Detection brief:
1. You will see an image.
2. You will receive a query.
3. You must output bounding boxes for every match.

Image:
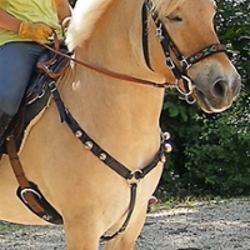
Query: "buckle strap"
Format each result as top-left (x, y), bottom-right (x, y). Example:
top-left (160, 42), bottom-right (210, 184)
top-left (101, 183), bottom-right (137, 241)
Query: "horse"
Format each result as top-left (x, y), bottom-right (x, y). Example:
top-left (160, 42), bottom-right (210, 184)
top-left (0, 0), bottom-right (241, 249)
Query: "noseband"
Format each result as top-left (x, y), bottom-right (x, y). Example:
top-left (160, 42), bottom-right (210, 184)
top-left (142, 0), bottom-right (227, 103)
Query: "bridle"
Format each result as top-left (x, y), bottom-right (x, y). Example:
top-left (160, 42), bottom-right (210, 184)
top-left (142, 0), bottom-right (227, 103)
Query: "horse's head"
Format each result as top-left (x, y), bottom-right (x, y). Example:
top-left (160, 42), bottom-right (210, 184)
top-left (150, 0), bottom-right (241, 113)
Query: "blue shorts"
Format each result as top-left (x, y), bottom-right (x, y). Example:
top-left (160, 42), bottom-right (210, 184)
top-left (0, 42), bottom-right (46, 115)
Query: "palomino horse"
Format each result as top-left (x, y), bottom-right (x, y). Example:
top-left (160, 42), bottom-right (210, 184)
top-left (0, 0), bottom-right (241, 249)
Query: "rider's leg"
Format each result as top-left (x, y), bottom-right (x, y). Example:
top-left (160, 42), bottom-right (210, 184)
top-left (0, 42), bottom-right (46, 142)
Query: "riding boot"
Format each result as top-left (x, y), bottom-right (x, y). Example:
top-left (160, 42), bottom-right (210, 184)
top-left (0, 110), bottom-right (13, 148)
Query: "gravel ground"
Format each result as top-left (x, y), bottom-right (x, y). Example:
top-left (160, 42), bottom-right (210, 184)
top-left (0, 198), bottom-right (250, 250)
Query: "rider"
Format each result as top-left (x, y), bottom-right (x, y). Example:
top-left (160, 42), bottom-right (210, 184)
top-left (0, 0), bottom-right (71, 148)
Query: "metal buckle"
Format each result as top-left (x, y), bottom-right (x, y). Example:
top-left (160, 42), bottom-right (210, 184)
top-left (166, 56), bottom-right (175, 70)
top-left (156, 23), bottom-right (163, 40)
top-left (179, 94), bottom-right (196, 105)
top-left (174, 76), bottom-right (196, 105)
top-left (181, 75), bottom-right (193, 95)
top-left (185, 94), bottom-right (196, 105)
top-left (26, 89), bottom-right (46, 105)
top-left (174, 80), bottom-right (190, 96)
top-left (48, 81), bottom-right (56, 92)
top-left (180, 58), bottom-right (192, 70)
top-left (20, 188), bottom-right (42, 204)
top-left (127, 169), bottom-right (143, 185)
top-left (38, 89), bottom-right (46, 99)
top-left (145, 0), bottom-right (155, 12)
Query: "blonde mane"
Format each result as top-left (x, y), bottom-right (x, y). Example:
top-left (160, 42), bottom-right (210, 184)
top-left (66, 0), bottom-right (187, 51)
top-left (66, 0), bottom-right (113, 51)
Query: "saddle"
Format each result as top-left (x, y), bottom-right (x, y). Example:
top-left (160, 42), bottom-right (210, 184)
top-left (0, 41), bottom-right (70, 154)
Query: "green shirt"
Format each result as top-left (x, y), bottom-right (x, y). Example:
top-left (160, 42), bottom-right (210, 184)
top-left (0, 0), bottom-right (62, 46)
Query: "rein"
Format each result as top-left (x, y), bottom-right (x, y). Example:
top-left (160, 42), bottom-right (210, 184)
top-left (43, 42), bottom-right (171, 89)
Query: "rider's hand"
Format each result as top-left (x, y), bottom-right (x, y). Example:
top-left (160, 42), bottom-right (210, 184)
top-left (18, 21), bottom-right (53, 44)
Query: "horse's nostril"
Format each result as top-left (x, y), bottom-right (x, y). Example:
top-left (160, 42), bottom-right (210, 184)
top-left (213, 80), bottom-right (225, 97)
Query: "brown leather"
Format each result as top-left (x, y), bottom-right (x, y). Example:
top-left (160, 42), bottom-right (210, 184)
top-left (37, 34), bottom-right (69, 79)
top-left (42, 36), bottom-right (172, 88)
top-left (6, 135), bottom-right (45, 214)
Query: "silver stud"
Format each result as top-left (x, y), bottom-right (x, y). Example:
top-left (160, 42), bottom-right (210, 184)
top-left (164, 143), bottom-right (172, 153)
top-left (99, 153), bottom-right (107, 161)
top-left (75, 130), bottom-right (83, 138)
top-left (160, 155), bottom-right (166, 163)
top-left (42, 214), bottom-right (52, 221)
top-left (163, 132), bottom-right (171, 140)
top-left (85, 141), bottom-right (93, 150)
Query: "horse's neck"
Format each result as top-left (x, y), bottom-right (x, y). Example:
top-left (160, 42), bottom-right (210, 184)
top-left (57, 0), bottom-right (172, 163)
top-left (73, 0), bottom-right (172, 83)
top-left (58, 65), bottom-right (164, 167)
top-left (62, 68), bottom-right (164, 139)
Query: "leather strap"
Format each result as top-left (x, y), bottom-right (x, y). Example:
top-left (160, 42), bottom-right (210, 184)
top-left (6, 135), bottom-right (63, 224)
top-left (48, 81), bottom-right (169, 239)
top-left (42, 40), bottom-right (172, 88)
top-left (6, 136), bottom-right (44, 213)
top-left (101, 183), bottom-right (137, 241)
top-left (37, 35), bottom-right (69, 80)
top-left (142, 3), bottom-right (153, 71)
top-left (48, 81), bottom-right (166, 182)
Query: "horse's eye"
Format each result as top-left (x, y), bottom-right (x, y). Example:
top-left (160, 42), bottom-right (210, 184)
top-left (166, 16), bottom-right (183, 22)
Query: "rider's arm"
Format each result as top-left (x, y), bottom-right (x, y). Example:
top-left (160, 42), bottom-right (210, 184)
top-left (54, 0), bottom-right (72, 24)
top-left (0, 7), bottom-right (52, 44)
top-left (0, 8), bottom-right (21, 33)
